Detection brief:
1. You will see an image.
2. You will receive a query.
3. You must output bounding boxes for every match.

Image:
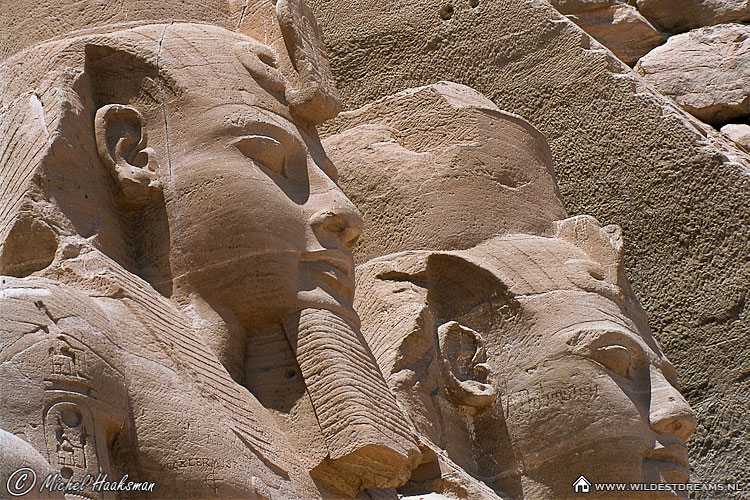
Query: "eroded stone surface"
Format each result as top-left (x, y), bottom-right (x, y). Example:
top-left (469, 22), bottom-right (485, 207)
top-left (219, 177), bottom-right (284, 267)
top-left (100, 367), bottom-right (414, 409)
top-left (321, 82), bottom-right (567, 263)
top-left (565, 3), bottom-right (666, 65)
top-left (635, 0), bottom-right (750, 33)
top-left (636, 23), bottom-right (750, 124)
top-left (548, 0), bottom-right (666, 66)
top-left (0, 429), bottom-right (63, 499)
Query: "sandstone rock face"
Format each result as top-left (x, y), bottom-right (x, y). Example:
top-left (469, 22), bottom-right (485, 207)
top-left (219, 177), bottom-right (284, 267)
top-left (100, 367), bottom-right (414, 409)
top-left (635, 0), bottom-right (750, 33)
top-left (721, 123), bottom-right (750, 150)
top-left (307, 0), bottom-right (750, 493)
top-left (321, 82), bottom-right (567, 263)
top-left (548, 0), bottom-right (614, 13)
top-left (636, 23), bottom-right (750, 124)
top-left (0, 0), bottom-right (241, 60)
top-left (557, 2), bottom-right (666, 65)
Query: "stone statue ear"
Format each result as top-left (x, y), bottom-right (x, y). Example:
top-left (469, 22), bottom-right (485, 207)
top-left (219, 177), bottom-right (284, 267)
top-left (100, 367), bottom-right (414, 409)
top-left (95, 104), bottom-right (162, 209)
top-left (437, 321), bottom-right (497, 411)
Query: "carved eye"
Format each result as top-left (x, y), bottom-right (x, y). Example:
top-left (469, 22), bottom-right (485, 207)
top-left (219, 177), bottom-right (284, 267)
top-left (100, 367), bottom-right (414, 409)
top-left (591, 344), bottom-right (632, 378)
top-left (234, 135), bottom-right (287, 177)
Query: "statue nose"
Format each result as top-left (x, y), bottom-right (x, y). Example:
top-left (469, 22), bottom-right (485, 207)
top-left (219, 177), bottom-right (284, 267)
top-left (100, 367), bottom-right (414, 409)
top-left (649, 368), bottom-right (697, 442)
top-left (309, 203), bottom-right (362, 251)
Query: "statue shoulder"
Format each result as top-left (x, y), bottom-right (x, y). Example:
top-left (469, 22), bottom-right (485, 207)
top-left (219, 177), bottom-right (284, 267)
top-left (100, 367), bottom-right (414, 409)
top-left (1, 275), bottom-right (129, 377)
top-left (1, 275), bottom-right (129, 480)
top-left (0, 428), bottom-right (65, 499)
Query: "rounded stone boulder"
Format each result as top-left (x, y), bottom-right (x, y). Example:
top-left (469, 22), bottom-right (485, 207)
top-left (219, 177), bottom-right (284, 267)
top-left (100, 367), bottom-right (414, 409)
top-left (721, 123), bottom-right (750, 150)
top-left (635, 0), bottom-right (750, 33)
top-left (564, 2), bottom-right (666, 65)
top-left (636, 23), bottom-right (750, 124)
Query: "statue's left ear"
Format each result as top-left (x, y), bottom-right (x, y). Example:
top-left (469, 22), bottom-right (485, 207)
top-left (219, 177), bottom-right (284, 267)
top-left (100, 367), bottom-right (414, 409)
top-left (95, 104), bottom-right (162, 209)
top-left (437, 321), bottom-right (497, 411)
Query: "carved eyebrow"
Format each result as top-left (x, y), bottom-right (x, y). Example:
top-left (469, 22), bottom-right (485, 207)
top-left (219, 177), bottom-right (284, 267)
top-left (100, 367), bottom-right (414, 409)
top-left (570, 326), bottom-right (648, 361)
top-left (223, 116), bottom-right (297, 141)
top-left (216, 104), bottom-right (298, 137)
top-left (217, 106), bottom-right (339, 181)
top-left (224, 118), bottom-right (306, 158)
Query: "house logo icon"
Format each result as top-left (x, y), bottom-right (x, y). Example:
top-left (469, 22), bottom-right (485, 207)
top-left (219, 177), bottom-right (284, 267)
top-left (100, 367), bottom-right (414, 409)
top-left (573, 475), bottom-right (591, 493)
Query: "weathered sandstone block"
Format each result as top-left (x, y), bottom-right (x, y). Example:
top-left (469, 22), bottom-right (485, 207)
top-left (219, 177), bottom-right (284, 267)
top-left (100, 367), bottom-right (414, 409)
top-left (635, 0), bottom-right (750, 33)
top-left (321, 82), bottom-right (567, 262)
top-left (721, 123), bottom-right (750, 150)
top-left (636, 23), bottom-right (750, 125)
top-left (549, 0), bottom-right (666, 65)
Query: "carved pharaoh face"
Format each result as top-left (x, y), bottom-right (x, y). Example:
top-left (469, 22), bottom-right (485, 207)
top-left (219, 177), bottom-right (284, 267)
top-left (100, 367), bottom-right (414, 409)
top-left (161, 78), bottom-right (362, 327)
top-left (464, 220), bottom-right (697, 498)
top-left (355, 217), bottom-right (696, 499)
top-left (89, 25), bottom-right (363, 328)
top-left (0, 23), bottom-right (412, 497)
top-left (491, 290), bottom-right (696, 497)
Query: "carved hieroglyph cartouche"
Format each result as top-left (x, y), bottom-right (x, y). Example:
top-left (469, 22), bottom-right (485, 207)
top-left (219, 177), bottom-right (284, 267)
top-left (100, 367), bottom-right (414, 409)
top-left (0, 8), bottom-right (419, 499)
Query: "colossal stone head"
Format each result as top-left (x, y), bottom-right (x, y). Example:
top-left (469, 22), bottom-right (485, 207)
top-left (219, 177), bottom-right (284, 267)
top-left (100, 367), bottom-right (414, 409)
top-left (357, 217), bottom-right (697, 499)
top-left (321, 82), bottom-right (568, 263)
top-left (326, 83), bottom-right (697, 499)
top-left (0, 8), bottom-right (419, 497)
top-left (0, 19), bottom-right (358, 331)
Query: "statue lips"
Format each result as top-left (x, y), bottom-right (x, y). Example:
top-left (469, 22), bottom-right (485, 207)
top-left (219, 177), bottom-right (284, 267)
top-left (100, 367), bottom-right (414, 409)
top-left (299, 249), bottom-right (355, 303)
top-left (645, 444), bottom-right (690, 483)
